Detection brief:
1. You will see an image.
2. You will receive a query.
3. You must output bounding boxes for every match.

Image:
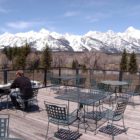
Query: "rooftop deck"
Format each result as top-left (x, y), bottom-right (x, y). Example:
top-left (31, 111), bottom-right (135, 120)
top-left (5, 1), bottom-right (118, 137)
top-left (1, 87), bottom-right (140, 140)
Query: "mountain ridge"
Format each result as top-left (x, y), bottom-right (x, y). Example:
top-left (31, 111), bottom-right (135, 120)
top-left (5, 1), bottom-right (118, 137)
top-left (0, 26), bottom-right (140, 53)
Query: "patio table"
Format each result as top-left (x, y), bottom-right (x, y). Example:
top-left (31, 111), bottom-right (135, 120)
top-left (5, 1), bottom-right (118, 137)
top-left (52, 76), bottom-right (77, 92)
top-left (0, 83), bottom-right (11, 90)
top-left (53, 76), bottom-right (76, 82)
top-left (100, 80), bottom-right (129, 101)
top-left (101, 80), bottom-right (128, 87)
top-left (101, 80), bottom-right (128, 92)
top-left (56, 91), bottom-right (106, 105)
top-left (55, 90), bottom-right (107, 131)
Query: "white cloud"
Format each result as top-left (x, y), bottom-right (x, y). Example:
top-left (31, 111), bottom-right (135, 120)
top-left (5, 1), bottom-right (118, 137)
top-left (7, 21), bottom-right (33, 29)
top-left (86, 16), bottom-right (99, 22)
top-left (64, 11), bottom-right (79, 17)
top-left (69, 0), bottom-right (111, 8)
top-left (6, 21), bottom-right (43, 30)
top-left (0, 7), bottom-right (9, 13)
top-left (0, 19), bottom-right (57, 34)
top-left (86, 12), bottom-right (111, 23)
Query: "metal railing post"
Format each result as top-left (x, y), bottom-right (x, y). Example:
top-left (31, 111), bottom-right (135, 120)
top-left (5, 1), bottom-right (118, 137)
top-left (119, 70), bottom-right (123, 92)
top-left (3, 69), bottom-right (7, 84)
top-left (76, 66), bottom-right (79, 86)
top-left (44, 69), bottom-right (47, 87)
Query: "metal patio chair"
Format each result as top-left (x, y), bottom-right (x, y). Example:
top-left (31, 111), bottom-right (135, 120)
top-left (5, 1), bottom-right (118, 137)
top-left (104, 97), bottom-right (128, 128)
top-left (0, 114), bottom-right (24, 140)
top-left (125, 84), bottom-right (140, 105)
top-left (0, 89), bottom-right (11, 110)
top-left (99, 97), bottom-right (129, 140)
top-left (47, 77), bottom-right (62, 94)
top-left (76, 77), bottom-right (86, 89)
top-left (121, 80), bottom-right (132, 92)
top-left (96, 82), bottom-right (115, 106)
top-left (44, 101), bottom-right (78, 140)
top-left (0, 114), bottom-right (10, 138)
top-left (16, 88), bottom-right (39, 111)
top-left (90, 79), bottom-right (97, 88)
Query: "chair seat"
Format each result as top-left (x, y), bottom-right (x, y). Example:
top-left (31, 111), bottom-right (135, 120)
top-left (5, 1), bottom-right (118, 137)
top-left (103, 109), bottom-right (122, 121)
top-left (49, 113), bottom-right (77, 125)
top-left (84, 111), bottom-right (104, 121)
top-left (99, 125), bottom-right (127, 136)
top-left (54, 128), bottom-right (82, 140)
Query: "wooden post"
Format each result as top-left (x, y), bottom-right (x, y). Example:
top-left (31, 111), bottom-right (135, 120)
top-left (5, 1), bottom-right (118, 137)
top-left (44, 69), bottom-right (47, 87)
top-left (119, 70), bottom-right (123, 81)
top-left (3, 69), bottom-right (7, 84)
top-left (76, 66), bottom-right (79, 86)
top-left (119, 70), bottom-right (123, 92)
top-left (58, 67), bottom-right (61, 84)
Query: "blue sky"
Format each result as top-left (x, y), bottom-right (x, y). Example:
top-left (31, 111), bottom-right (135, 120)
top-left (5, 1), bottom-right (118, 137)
top-left (0, 0), bottom-right (140, 35)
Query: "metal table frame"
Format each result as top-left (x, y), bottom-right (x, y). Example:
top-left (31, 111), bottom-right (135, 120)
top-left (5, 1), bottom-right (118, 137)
top-left (55, 90), bottom-right (107, 132)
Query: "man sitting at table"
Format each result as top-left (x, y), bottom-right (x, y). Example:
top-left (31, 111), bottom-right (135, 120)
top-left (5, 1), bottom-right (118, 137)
top-left (10, 70), bottom-right (33, 110)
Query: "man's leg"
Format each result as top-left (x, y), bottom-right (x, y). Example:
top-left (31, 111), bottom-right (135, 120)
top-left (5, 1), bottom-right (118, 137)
top-left (10, 91), bottom-right (20, 108)
top-left (23, 96), bottom-right (29, 110)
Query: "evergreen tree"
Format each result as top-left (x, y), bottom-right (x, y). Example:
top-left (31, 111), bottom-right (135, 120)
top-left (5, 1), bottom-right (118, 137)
top-left (128, 51), bottom-right (138, 74)
top-left (72, 59), bottom-right (78, 69)
top-left (12, 46), bottom-right (18, 56)
top-left (82, 64), bottom-right (87, 73)
top-left (14, 53), bottom-right (26, 69)
top-left (6, 47), bottom-right (13, 61)
top-left (120, 49), bottom-right (128, 71)
top-left (41, 45), bottom-right (52, 86)
top-left (2, 47), bottom-right (8, 56)
top-left (21, 43), bottom-right (31, 57)
top-left (41, 45), bottom-right (52, 69)
top-left (26, 53), bottom-right (40, 69)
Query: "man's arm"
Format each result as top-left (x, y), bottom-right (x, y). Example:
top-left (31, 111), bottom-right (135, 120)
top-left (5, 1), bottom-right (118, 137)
top-left (10, 79), bottom-right (19, 89)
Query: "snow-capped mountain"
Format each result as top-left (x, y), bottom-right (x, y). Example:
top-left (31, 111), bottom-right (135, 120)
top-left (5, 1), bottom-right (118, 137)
top-left (0, 26), bottom-right (140, 53)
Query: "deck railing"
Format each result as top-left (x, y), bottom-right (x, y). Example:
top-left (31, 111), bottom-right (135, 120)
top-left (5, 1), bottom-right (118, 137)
top-left (0, 67), bottom-right (140, 89)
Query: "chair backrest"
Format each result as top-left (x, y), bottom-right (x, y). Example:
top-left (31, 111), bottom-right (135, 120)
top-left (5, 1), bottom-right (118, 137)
top-left (97, 83), bottom-right (103, 89)
top-left (97, 83), bottom-right (107, 91)
top-left (113, 98), bottom-right (128, 120)
top-left (44, 101), bottom-right (67, 121)
top-left (124, 80), bottom-right (132, 86)
top-left (79, 77), bottom-right (86, 85)
top-left (134, 85), bottom-right (140, 93)
top-left (90, 79), bottom-right (97, 88)
top-left (50, 77), bottom-right (60, 85)
top-left (46, 72), bottom-right (53, 80)
top-left (0, 114), bottom-right (9, 138)
top-left (76, 77), bottom-right (86, 87)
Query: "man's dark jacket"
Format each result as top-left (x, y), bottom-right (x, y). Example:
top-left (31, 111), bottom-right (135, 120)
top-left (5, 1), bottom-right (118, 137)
top-left (11, 76), bottom-right (33, 98)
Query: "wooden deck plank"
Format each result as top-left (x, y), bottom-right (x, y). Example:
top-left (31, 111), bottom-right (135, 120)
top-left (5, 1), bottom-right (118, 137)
top-left (0, 87), bottom-right (140, 140)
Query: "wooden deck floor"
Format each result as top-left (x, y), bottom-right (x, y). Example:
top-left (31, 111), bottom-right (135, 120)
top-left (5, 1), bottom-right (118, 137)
top-left (1, 87), bottom-right (140, 140)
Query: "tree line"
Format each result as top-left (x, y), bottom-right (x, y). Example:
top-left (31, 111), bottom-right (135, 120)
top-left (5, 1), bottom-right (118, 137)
top-left (120, 49), bottom-right (138, 74)
top-left (0, 45), bottom-right (138, 74)
top-left (1, 44), bottom-right (52, 70)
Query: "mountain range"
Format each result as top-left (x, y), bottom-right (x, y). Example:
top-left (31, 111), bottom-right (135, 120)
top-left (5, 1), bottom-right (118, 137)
top-left (0, 26), bottom-right (140, 53)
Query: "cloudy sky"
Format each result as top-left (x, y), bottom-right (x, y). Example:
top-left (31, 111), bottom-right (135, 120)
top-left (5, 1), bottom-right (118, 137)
top-left (0, 0), bottom-right (140, 35)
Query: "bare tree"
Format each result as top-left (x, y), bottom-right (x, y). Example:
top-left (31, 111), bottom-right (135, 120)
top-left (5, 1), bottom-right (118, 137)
top-left (81, 52), bottom-right (102, 69)
top-left (26, 53), bottom-right (40, 69)
top-left (52, 52), bottom-right (68, 67)
top-left (0, 53), bottom-right (9, 68)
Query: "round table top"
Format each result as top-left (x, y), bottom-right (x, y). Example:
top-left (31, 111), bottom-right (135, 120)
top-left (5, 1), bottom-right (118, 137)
top-left (101, 80), bottom-right (128, 86)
